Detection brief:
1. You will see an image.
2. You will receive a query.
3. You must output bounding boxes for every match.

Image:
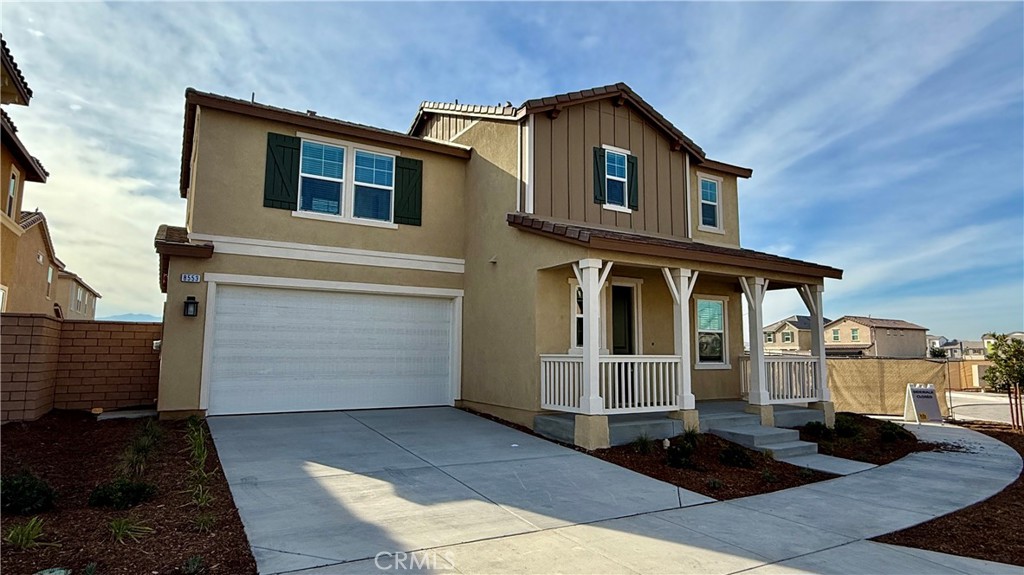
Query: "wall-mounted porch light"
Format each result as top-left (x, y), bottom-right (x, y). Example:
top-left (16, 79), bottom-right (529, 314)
top-left (183, 296), bottom-right (199, 317)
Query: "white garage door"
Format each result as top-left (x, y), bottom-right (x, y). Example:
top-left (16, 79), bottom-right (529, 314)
top-left (208, 285), bottom-right (453, 415)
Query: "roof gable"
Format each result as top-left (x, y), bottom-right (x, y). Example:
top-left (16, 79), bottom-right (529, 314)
top-left (18, 211), bottom-right (62, 268)
top-left (825, 315), bottom-right (927, 331)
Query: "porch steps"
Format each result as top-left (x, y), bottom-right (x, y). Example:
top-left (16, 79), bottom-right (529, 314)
top-left (705, 423), bottom-right (819, 458)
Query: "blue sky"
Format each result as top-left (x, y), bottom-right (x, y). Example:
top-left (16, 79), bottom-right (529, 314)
top-left (3, 2), bottom-right (1022, 338)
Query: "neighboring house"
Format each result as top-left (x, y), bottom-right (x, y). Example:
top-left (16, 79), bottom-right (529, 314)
top-left (824, 316), bottom-right (927, 358)
top-left (155, 82), bottom-right (842, 448)
top-left (961, 340), bottom-right (988, 360)
top-left (1, 36), bottom-right (48, 311)
top-left (982, 331), bottom-right (1024, 356)
top-left (0, 37), bottom-right (100, 318)
top-left (763, 315), bottom-right (832, 355)
top-left (926, 335), bottom-right (948, 350)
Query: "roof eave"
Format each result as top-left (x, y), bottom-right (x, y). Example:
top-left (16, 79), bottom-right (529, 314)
top-left (1, 116), bottom-right (47, 182)
top-left (1, 37), bottom-right (33, 105)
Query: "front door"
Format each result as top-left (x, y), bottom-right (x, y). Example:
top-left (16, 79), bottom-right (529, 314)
top-left (612, 285), bottom-right (635, 355)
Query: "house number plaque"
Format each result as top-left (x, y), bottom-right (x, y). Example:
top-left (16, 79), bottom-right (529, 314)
top-left (180, 273), bottom-right (202, 283)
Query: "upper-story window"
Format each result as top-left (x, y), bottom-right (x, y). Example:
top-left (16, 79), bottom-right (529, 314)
top-left (76, 286), bottom-right (84, 312)
top-left (782, 331), bottom-right (794, 343)
top-left (46, 266), bottom-right (54, 298)
top-left (698, 174), bottom-right (722, 231)
top-left (764, 332), bottom-right (774, 343)
top-left (832, 328), bottom-right (841, 341)
top-left (851, 328), bottom-right (860, 342)
top-left (605, 150), bottom-right (628, 208)
top-left (353, 151), bottom-right (395, 222)
top-left (7, 169), bottom-right (18, 218)
top-left (299, 141), bottom-right (345, 215)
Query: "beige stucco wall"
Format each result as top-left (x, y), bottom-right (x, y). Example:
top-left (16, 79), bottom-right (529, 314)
top-left (764, 324), bottom-right (813, 353)
top-left (187, 107), bottom-right (467, 260)
top-left (157, 250), bottom-right (465, 413)
top-left (826, 318), bottom-right (874, 347)
top-left (54, 277), bottom-right (97, 320)
top-left (2, 144), bottom-right (29, 293)
top-left (6, 224), bottom-right (59, 315)
top-left (690, 167), bottom-right (741, 246)
top-left (873, 329), bottom-right (928, 358)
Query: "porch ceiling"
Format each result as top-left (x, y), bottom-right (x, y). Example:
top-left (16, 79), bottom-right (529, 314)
top-left (507, 214), bottom-right (843, 280)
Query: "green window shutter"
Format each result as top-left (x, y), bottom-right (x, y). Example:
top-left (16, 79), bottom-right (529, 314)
top-left (263, 133), bottom-right (300, 210)
top-left (593, 147), bottom-right (606, 204)
top-left (627, 154), bottom-right (639, 210)
top-left (394, 156), bottom-right (423, 226)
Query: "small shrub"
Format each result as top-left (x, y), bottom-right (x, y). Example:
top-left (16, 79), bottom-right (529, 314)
top-left (719, 444), bottom-right (755, 469)
top-left (118, 447), bottom-right (150, 478)
top-left (188, 465), bottom-right (215, 487)
top-left (1, 471), bottom-right (57, 515)
top-left (803, 421), bottom-right (833, 440)
top-left (3, 516), bottom-right (57, 550)
top-left (109, 517), bottom-right (153, 544)
top-left (679, 427), bottom-right (701, 450)
top-left (191, 484), bottom-right (214, 508)
top-left (834, 415), bottom-right (861, 439)
top-left (88, 479), bottom-right (157, 510)
top-left (760, 469), bottom-right (779, 484)
top-left (140, 418), bottom-right (164, 441)
top-left (192, 512), bottom-right (216, 533)
top-left (798, 467), bottom-right (815, 479)
top-left (666, 442), bottom-right (695, 468)
top-left (630, 433), bottom-right (656, 455)
top-left (761, 449), bottom-right (776, 461)
top-left (879, 420), bottom-right (914, 443)
top-left (181, 555), bottom-right (207, 575)
top-left (83, 563), bottom-right (98, 575)
top-left (705, 478), bottom-right (723, 490)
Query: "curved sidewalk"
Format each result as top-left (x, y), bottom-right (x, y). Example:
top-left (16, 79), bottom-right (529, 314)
top-left (307, 421), bottom-right (1021, 574)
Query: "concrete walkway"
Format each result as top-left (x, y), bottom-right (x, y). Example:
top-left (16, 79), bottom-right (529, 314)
top-left (210, 410), bottom-right (1022, 575)
top-left (949, 390), bottom-right (1014, 424)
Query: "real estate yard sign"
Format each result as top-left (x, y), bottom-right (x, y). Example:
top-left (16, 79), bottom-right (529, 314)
top-left (904, 384), bottom-right (942, 424)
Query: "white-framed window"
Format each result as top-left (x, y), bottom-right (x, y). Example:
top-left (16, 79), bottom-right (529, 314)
top-left (782, 331), bottom-right (794, 344)
top-left (76, 286), bottom-right (84, 312)
top-left (697, 173), bottom-right (722, 232)
top-left (604, 148), bottom-right (628, 209)
top-left (765, 332), bottom-right (775, 343)
top-left (353, 150), bottom-right (395, 222)
top-left (6, 167), bottom-right (18, 218)
top-left (851, 328), bottom-right (860, 342)
top-left (296, 135), bottom-right (400, 227)
top-left (571, 284), bottom-right (584, 349)
top-left (299, 140), bottom-right (345, 215)
top-left (832, 328), bottom-right (841, 342)
top-left (46, 266), bottom-right (53, 299)
top-left (0, 285), bottom-right (7, 312)
top-left (695, 296), bottom-right (728, 367)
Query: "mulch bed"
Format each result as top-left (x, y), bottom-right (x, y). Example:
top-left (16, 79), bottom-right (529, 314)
top-left (592, 434), bottom-right (836, 500)
top-left (1, 411), bottom-right (256, 575)
top-left (795, 412), bottom-right (942, 465)
top-left (873, 421), bottom-right (1024, 567)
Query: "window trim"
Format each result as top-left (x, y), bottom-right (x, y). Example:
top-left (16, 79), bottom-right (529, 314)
top-left (352, 149), bottom-right (396, 224)
top-left (6, 166), bottom-right (19, 218)
top-left (851, 328), bottom-right (860, 342)
top-left (293, 133), bottom-right (402, 229)
top-left (46, 265), bottom-right (53, 299)
top-left (694, 294), bottom-right (730, 369)
top-left (765, 332), bottom-right (775, 344)
top-left (782, 331), bottom-right (794, 344)
top-left (696, 172), bottom-right (724, 234)
top-left (0, 284), bottom-right (7, 312)
top-left (832, 328), bottom-right (841, 342)
top-left (602, 145), bottom-right (630, 212)
top-left (567, 278), bottom-right (608, 355)
top-left (298, 139), bottom-right (345, 217)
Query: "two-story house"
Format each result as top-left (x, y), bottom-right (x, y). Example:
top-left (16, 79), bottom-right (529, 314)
top-left (824, 316), bottom-right (927, 358)
top-left (763, 315), bottom-right (833, 355)
top-left (1, 35), bottom-right (99, 316)
top-left (155, 83), bottom-right (842, 448)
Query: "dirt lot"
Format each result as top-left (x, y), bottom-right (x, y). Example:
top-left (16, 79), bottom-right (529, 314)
top-left (1, 411), bottom-right (256, 574)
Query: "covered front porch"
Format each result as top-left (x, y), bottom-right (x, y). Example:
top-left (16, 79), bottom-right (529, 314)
top-left (537, 256), bottom-right (835, 449)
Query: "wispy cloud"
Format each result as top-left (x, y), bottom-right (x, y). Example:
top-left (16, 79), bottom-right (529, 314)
top-left (3, 2), bottom-right (1021, 337)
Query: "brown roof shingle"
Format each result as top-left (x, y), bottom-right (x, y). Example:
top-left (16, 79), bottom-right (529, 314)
top-left (154, 225), bottom-right (213, 293)
top-left (827, 316), bottom-right (927, 331)
top-left (2, 109), bottom-right (48, 182)
top-left (507, 213), bottom-right (843, 280)
top-left (1, 35), bottom-right (32, 104)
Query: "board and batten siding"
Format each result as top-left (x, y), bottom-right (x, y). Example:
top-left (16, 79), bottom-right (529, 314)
top-left (420, 114), bottom-right (476, 142)
top-left (529, 100), bottom-right (689, 238)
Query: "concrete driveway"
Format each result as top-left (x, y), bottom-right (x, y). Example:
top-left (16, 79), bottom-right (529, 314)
top-left (949, 391), bottom-right (1013, 424)
top-left (209, 407), bottom-right (712, 574)
top-left (210, 409), bottom-right (1020, 575)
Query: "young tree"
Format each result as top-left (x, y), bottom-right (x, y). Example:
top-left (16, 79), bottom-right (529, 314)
top-left (929, 347), bottom-right (947, 359)
top-left (983, 334), bottom-right (1024, 393)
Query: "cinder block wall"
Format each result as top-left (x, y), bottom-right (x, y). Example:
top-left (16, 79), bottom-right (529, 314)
top-left (1, 315), bottom-right (62, 422)
top-left (55, 321), bottom-right (162, 411)
top-left (1, 313), bottom-right (162, 423)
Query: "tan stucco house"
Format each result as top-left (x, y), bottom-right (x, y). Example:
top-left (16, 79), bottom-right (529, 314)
top-left (824, 315), bottom-right (927, 358)
top-left (1, 36), bottom-right (100, 317)
top-left (155, 83), bottom-right (842, 448)
top-left (763, 315), bottom-right (832, 355)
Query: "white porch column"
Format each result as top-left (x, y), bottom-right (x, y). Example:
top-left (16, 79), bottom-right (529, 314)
top-left (799, 284), bottom-right (830, 402)
top-left (663, 268), bottom-right (698, 409)
top-left (740, 277), bottom-right (769, 406)
top-left (579, 258), bottom-right (605, 414)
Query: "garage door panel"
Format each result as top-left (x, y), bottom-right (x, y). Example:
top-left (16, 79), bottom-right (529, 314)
top-left (208, 285), bottom-right (453, 415)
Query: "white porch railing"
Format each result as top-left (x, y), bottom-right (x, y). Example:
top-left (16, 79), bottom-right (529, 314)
top-left (740, 355), bottom-right (821, 404)
top-left (540, 354), bottom-right (681, 414)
